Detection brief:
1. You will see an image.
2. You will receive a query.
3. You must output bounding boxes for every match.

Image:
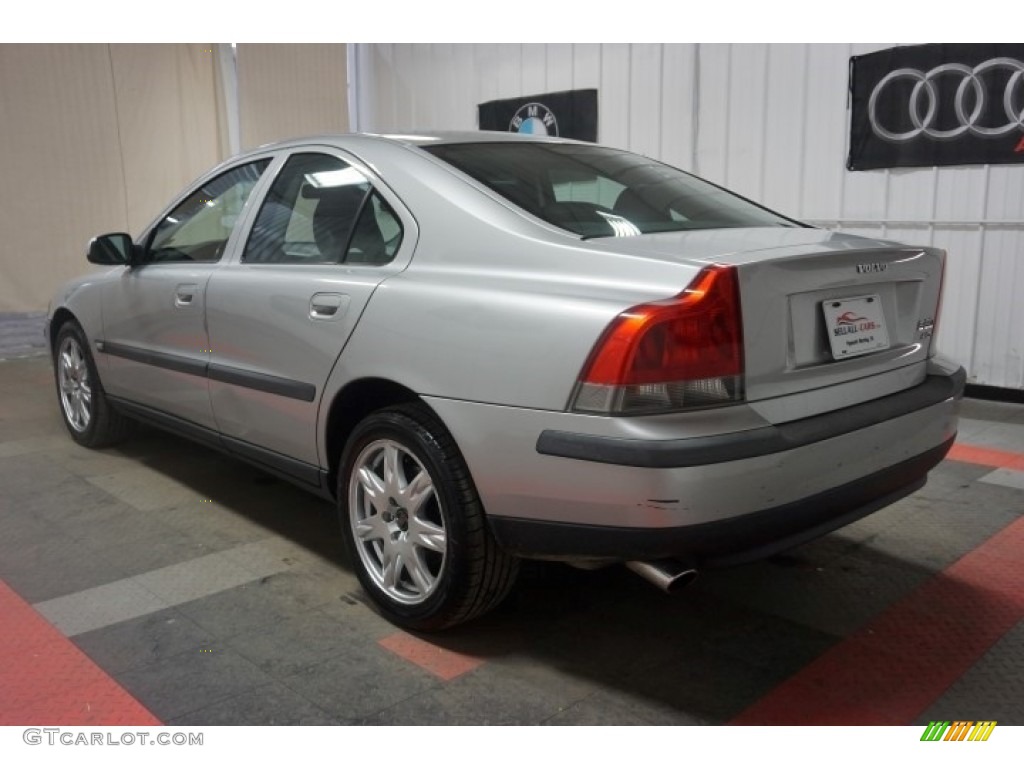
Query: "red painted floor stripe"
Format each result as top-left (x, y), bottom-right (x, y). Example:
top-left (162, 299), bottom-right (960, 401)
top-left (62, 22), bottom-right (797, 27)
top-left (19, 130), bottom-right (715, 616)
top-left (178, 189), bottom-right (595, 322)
top-left (379, 632), bottom-right (484, 681)
top-left (0, 580), bottom-right (160, 725)
top-left (948, 442), bottom-right (1024, 471)
top-left (730, 515), bottom-right (1024, 725)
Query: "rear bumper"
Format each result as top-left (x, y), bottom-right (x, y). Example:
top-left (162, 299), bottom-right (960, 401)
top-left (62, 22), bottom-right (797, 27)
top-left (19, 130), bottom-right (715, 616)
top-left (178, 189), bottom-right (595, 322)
top-left (490, 435), bottom-right (953, 566)
top-left (425, 361), bottom-right (964, 563)
top-left (536, 366), bottom-right (965, 468)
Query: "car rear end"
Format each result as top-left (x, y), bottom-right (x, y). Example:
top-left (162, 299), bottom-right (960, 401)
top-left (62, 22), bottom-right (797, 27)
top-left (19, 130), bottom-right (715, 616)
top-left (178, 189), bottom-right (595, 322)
top-left (481, 233), bottom-right (961, 567)
top-left (403, 137), bottom-right (964, 571)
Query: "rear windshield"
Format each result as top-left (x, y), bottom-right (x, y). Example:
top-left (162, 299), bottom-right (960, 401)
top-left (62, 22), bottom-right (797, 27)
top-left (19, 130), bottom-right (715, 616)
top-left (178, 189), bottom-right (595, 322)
top-left (425, 142), bottom-right (800, 238)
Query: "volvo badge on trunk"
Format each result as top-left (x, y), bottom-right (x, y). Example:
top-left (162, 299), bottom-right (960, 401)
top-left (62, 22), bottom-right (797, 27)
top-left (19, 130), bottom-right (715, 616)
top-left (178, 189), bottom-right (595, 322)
top-left (856, 263), bottom-right (888, 274)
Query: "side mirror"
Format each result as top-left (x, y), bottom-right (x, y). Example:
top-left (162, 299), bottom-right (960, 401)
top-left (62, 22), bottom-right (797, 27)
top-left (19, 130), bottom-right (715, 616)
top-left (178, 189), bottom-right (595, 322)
top-left (88, 233), bottom-right (135, 265)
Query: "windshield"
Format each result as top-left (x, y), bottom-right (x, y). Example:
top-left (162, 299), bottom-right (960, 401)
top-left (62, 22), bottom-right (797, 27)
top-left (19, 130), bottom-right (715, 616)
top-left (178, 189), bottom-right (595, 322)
top-left (425, 142), bottom-right (801, 238)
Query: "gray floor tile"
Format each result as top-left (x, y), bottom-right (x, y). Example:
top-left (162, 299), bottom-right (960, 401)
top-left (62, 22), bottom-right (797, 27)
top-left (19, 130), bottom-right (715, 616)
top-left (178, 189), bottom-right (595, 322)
top-left (701, 548), bottom-right (930, 637)
top-left (157, 502), bottom-right (275, 551)
top-left (918, 620), bottom-right (1024, 725)
top-left (960, 421), bottom-right (1024, 451)
top-left (979, 468), bottom-right (1024, 491)
top-left (549, 689), bottom-right (708, 726)
top-left (176, 572), bottom-right (322, 639)
top-left (0, 435), bottom-right (69, 459)
top-left (855, 501), bottom-right (1019, 573)
top-left (0, 533), bottom-right (131, 603)
top-left (227, 609), bottom-right (360, 678)
top-left (361, 660), bottom-right (592, 726)
top-left (960, 399), bottom-right (1024, 425)
top-left (0, 510), bottom-right (63, 553)
top-left (542, 693), bottom-right (655, 725)
top-left (72, 608), bottom-right (216, 674)
top-left (132, 547), bottom-right (286, 607)
top-left (602, 650), bottom-right (776, 725)
top-left (85, 467), bottom-right (217, 513)
top-left (280, 642), bottom-right (439, 721)
top-left (86, 520), bottom-right (222, 577)
top-left (168, 682), bottom-right (343, 726)
top-left (220, 538), bottom-right (312, 576)
top-left (271, 559), bottom-right (361, 609)
top-left (34, 578), bottom-right (168, 636)
top-left (693, 609), bottom-right (838, 677)
top-left (316, 591), bottom-right (407, 641)
top-left (116, 647), bottom-right (273, 721)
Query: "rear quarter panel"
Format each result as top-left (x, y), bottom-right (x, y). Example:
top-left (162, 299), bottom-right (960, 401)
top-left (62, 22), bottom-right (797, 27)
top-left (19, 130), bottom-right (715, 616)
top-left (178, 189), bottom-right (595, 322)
top-left (315, 140), bottom-right (704, 460)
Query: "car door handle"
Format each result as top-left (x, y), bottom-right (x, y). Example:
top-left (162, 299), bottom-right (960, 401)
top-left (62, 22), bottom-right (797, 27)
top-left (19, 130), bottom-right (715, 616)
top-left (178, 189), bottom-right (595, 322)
top-left (175, 283), bottom-right (199, 308)
top-left (309, 293), bottom-right (349, 321)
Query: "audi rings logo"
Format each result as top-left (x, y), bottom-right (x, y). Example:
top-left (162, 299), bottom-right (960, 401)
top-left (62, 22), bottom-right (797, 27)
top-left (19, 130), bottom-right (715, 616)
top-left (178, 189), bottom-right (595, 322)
top-left (868, 57), bottom-right (1024, 142)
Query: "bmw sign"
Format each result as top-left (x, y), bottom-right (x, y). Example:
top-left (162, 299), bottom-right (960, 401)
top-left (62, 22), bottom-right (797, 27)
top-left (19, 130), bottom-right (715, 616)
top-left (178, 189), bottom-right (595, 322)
top-left (510, 102), bottom-right (558, 136)
top-left (478, 89), bottom-right (598, 142)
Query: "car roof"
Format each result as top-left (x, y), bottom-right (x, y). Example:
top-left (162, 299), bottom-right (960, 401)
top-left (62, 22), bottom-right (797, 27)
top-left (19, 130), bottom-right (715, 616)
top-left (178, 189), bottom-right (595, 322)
top-left (240, 130), bottom-right (590, 157)
top-left (368, 130), bottom-right (590, 147)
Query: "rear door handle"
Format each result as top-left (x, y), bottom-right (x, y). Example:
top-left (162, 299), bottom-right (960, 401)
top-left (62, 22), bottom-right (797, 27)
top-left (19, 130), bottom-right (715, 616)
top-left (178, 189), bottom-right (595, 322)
top-left (310, 292), bottom-right (349, 321)
top-left (175, 283), bottom-right (198, 308)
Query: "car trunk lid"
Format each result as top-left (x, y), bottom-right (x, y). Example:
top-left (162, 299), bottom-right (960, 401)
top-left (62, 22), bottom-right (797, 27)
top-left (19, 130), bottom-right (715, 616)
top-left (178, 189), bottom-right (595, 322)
top-left (584, 227), bottom-right (945, 421)
top-left (732, 242), bottom-right (942, 407)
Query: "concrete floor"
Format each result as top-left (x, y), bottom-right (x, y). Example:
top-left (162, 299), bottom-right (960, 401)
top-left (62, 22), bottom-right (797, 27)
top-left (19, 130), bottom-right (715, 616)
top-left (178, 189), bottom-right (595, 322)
top-left (1, 353), bottom-right (1022, 726)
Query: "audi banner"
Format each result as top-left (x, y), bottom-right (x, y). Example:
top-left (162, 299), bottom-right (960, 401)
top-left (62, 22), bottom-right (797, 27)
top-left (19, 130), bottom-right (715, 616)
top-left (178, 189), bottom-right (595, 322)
top-left (848, 43), bottom-right (1024, 171)
top-left (478, 89), bottom-right (598, 142)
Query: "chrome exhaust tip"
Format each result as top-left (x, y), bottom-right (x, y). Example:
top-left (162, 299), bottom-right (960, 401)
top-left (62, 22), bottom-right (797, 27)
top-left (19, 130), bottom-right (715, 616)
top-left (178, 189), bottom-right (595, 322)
top-left (626, 560), bottom-right (698, 594)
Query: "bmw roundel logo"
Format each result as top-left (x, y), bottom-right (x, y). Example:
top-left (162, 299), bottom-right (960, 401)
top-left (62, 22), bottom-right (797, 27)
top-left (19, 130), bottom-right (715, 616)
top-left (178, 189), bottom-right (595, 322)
top-left (510, 102), bottom-right (559, 136)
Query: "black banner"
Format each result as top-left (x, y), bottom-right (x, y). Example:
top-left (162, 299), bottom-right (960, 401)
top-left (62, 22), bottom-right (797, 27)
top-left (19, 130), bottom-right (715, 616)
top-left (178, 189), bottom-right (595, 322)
top-left (478, 89), bottom-right (598, 142)
top-left (848, 44), bottom-right (1024, 171)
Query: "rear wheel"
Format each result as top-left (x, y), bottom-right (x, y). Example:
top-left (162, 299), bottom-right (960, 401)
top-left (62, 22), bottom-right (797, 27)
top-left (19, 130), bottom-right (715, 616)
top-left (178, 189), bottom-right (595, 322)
top-left (338, 403), bottom-right (519, 630)
top-left (54, 322), bottom-right (131, 448)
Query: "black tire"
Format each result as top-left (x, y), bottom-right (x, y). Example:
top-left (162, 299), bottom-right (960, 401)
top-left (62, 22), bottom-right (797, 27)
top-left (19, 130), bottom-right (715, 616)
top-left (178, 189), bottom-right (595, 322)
top-left (338, 402), bottom-right (519, 630)
top-left (53, 321), bottom-right (132, 448)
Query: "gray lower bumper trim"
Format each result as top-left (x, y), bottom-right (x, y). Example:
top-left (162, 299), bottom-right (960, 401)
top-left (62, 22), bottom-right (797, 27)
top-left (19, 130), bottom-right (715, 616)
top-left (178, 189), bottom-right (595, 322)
top-left (493, 436), bottom-right (953, 563)
top-left (536, 366), bottom-right (966, 468)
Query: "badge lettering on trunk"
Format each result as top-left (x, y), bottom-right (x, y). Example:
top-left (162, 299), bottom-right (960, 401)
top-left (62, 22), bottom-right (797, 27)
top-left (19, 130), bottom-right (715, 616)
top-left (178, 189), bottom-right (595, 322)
top-left (856, 263), bottom-right (887, 274)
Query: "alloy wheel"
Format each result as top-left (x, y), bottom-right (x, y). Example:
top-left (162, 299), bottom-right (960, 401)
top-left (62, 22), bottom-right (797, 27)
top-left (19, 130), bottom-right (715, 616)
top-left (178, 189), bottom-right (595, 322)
top-left (348, 438), bottom-right (447, 605)
top-left (58, 336), bottom-right (92, 432)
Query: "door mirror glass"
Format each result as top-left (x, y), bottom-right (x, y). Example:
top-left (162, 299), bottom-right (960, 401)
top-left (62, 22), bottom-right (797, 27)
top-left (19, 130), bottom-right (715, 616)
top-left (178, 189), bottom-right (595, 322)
top-left (88, 233), bottom-right (134, 265)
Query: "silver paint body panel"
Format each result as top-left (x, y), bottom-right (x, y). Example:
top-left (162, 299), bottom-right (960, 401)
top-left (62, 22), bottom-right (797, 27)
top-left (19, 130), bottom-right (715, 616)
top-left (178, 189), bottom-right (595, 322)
top-left (99, 263), bottom-right (218, 429)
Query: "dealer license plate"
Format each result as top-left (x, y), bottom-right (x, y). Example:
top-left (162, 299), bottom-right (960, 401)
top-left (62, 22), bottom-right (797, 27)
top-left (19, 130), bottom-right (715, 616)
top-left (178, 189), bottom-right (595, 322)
top-left (822, 295), bottom-right (890, 360)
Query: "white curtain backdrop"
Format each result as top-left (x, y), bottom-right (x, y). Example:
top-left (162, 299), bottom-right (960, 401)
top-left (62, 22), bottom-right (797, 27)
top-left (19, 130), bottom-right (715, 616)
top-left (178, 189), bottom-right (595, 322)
top-left (0, 44), bottom-right (222, 312)
top-left (0, 43), bottom-right (350, 313)
top-left (236, 44), bottom-right (348, 151)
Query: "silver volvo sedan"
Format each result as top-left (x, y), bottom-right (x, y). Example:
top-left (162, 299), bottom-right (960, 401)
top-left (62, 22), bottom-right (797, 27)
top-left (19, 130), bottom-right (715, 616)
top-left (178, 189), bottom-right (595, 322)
top-left (47, 132), bottom-right (964, 629)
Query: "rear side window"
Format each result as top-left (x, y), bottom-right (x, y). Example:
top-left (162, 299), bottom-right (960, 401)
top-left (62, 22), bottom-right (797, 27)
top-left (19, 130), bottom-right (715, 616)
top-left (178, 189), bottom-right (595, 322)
top-left (243, 153), bottom-right (402, 265)
top-left (349, 193), bottom-right (403, 265)
top-left (426, 142), bottom-right (799, 238)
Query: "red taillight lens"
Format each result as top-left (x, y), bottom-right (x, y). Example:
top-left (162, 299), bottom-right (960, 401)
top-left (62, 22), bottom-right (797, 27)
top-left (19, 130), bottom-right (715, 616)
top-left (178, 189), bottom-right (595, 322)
top-left (572, 265), bottom-right (745, 414)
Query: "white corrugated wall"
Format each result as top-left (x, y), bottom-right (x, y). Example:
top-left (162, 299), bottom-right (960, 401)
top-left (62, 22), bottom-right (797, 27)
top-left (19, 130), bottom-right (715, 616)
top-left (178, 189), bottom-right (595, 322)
top-left (353, 43), bottom-right (1024, 390)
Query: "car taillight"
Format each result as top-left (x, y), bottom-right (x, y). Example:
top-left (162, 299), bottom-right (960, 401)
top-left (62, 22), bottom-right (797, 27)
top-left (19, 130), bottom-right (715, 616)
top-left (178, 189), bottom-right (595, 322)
top-left (571, 265), bottom-right (745, 415)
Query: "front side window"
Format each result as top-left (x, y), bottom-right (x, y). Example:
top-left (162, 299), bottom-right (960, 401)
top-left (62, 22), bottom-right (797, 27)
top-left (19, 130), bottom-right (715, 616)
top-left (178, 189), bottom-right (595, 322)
top-left (426, 142), bottom-right (801, 238)
top-left (243, 153), bottom-right (404, 266)
top-left (147, 160), bottom-right (270, 263)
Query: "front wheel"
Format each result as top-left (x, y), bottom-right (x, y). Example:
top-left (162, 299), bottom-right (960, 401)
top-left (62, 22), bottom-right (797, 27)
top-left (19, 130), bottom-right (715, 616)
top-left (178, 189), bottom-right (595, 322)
top-left (338, 403), bottom-right (519, 630)
top-left (54, 321), bottom-right (131, 448)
